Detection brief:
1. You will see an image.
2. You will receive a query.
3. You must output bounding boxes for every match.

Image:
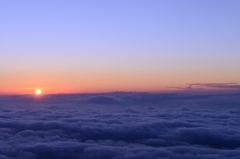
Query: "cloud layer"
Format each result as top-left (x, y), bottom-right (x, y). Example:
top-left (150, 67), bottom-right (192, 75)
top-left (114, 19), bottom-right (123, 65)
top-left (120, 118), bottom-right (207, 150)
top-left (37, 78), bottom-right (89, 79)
top-left (0, 92), bottom-right (240, 159)
top-left (170, 83), bottom-right (240, 92)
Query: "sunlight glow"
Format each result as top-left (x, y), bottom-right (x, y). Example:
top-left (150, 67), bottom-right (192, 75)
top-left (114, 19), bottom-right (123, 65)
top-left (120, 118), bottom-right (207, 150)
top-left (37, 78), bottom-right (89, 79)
top-left (35, 89), bottom-right (42, 95)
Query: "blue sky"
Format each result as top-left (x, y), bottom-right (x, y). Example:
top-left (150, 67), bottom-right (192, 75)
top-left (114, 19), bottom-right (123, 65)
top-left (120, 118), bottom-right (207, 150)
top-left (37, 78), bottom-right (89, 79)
top-left (1, 0), bottom-right (240, 93)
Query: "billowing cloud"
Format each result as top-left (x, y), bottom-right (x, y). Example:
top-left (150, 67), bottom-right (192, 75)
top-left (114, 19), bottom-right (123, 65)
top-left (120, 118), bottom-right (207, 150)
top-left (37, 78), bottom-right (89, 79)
top-left (0, 92), bottom-right (240, 158)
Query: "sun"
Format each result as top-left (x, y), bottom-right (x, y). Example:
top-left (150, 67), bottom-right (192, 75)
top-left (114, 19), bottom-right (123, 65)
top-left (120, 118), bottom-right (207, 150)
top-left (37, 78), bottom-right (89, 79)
top-left (35, 89), bottom-right (42, 95)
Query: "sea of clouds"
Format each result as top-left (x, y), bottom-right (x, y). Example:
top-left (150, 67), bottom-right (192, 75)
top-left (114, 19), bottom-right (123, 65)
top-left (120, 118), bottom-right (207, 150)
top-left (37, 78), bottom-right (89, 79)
top-left (0, 92), bottom-right (240, 159)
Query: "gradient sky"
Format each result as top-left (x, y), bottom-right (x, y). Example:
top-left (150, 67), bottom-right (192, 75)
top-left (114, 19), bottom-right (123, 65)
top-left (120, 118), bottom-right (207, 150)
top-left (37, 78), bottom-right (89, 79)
top-left (1, 0), bottom-right (240, 94)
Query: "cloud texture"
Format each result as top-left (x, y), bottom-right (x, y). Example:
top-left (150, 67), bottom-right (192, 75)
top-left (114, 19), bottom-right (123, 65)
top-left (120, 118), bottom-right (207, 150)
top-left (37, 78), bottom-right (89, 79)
top-left (0, 92), bottom-right (240, 159)
top-left (170, 83), bottom-right (240, 92)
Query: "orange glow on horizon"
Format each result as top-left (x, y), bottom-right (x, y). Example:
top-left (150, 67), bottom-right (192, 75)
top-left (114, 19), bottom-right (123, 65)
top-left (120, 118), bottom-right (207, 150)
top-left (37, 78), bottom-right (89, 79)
top-left (1, 71), bottom-right (239, 95)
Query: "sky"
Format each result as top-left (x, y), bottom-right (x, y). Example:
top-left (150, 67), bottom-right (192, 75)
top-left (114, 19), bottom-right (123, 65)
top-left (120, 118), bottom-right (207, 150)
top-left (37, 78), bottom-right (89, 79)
top-left (1, 0), bottom-right (240, 94)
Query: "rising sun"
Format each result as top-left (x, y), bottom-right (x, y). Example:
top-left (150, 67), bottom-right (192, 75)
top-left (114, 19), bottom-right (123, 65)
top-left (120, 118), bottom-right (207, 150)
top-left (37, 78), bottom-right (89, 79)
top-left (35, 89), bottom-right (42, 95)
